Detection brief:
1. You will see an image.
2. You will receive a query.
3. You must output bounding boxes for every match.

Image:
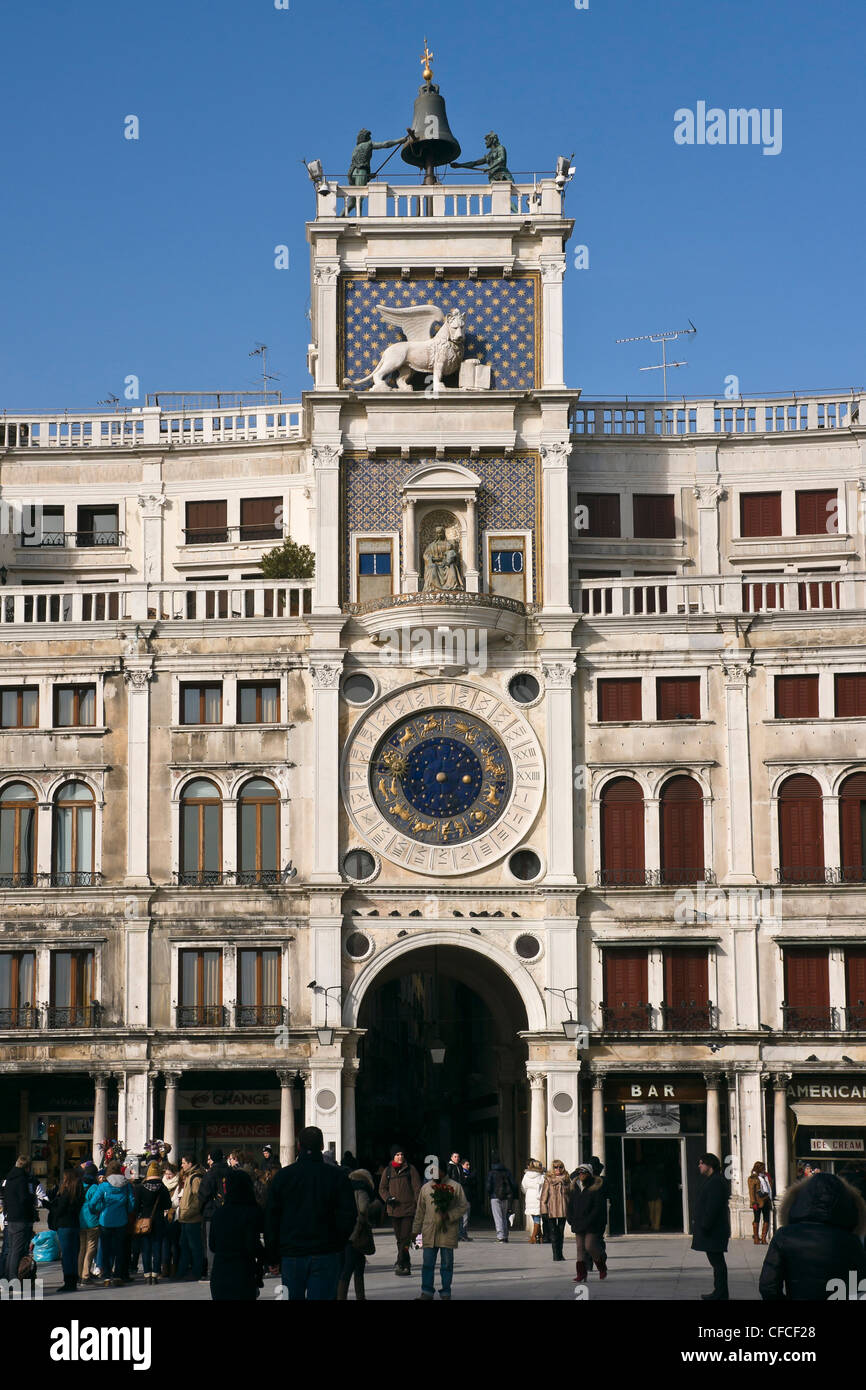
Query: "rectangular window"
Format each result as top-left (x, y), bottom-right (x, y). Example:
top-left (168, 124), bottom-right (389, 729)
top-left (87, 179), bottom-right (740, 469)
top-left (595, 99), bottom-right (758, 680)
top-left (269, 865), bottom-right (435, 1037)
top-left (358, 551), bottom-right (392, 575)
top-left (76, 505), bottom-right (120, 547)
top-left (237, 948), bottom-right (281, 1025)
top-left (178, 949), bottom-right (223, 1026)
top-left (662, 949), bottom-right (710, 1030)
top-left (603, 950), bottom-right (650, 1031)
top-left (598, 678), bottom-right (642, 722)
top-left (239, 496), bottom-right (282, 542)
top-left (0, 951), bottom-right (35, 1026)
top-left (22, 505), bottom-right (64, 547)
top-left (237, 681), bottom-right (280, 724)
top-left (0, 687), bottom-right (38, 728)
top-left (53, 684), bottom-right (96, 727)
top-left (180, 683), bottom-right (223, 725)
top-left (488, 536), bottom-right (527, 602)
top-left (784, 948), bottom-right (831, 1031)
top-left (775, 675), bottom-right (819, 719)
top-left (185, 500), bottom-right (228, 545)
top-left (836, 674), bottom-right (866, 717)
top-left (575, 493), bottom-right (621, 538)
top-left (740, 492), bottom-right (782, 538)
top-left (632, 494), bottom-right (676, 539)
top-left (49, 950), bottom-right (95, 1026)
top-left (656, 676), bottom-right (701, 720)
top-left (796, 488), bottom-right (837, 536)
top-left (356, 538), bottom-right (394, 605)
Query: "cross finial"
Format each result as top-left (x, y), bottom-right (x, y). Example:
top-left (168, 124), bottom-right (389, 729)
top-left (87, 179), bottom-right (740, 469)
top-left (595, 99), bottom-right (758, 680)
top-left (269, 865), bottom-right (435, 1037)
top-left (420, 38), bottom-right (434, 82)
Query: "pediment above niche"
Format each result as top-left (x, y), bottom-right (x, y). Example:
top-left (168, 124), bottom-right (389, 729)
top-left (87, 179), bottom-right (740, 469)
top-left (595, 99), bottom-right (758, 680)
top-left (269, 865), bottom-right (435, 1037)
top-left (402, 461), bottom-right (481, 499)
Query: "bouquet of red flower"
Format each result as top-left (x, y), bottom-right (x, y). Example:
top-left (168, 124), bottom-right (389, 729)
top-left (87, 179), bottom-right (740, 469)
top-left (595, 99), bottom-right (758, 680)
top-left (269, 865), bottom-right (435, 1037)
top-left (431, 1180), bottom-right (456, 1226)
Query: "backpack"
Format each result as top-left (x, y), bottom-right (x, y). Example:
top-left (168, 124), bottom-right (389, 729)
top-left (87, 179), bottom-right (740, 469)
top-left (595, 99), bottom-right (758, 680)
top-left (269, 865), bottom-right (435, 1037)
top-left (493, 1169), bottom-right (512, 1201)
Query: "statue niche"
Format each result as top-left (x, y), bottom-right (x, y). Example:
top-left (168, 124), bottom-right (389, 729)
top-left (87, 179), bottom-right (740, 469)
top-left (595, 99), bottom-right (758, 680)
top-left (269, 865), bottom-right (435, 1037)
top-left (419, 510), bottom-right (465, 592)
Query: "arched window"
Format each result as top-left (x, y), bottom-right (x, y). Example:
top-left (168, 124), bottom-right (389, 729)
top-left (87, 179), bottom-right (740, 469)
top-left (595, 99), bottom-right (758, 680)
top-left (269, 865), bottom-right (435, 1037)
top-left (660, 775), bottom-right (705, 885)
top-left (180, 779), bottom-right (222, 884)
top-left (0, 782), bottom-right (37, 887)
top-left (237, 778), bottom-right (280, 884)
top-left (53, 782), bottom-right (95, 886)
top-left (600, 778), bottom-right (645, 886)
top-left (778, 774), bottom-right (824, 883)
top-left (840, 773), bottom-right (866, 882)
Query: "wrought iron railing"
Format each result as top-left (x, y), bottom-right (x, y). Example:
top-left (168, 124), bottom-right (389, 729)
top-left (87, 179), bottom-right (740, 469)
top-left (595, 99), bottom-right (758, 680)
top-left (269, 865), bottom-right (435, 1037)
top-left (601, 1003), bottom-right (653, 1032)
top-left (596, 867), bottom-right (715, 887)
top-left (840, 1003), bottom-right (866, 1031)
top-left (183, 525), bottom-right (282, 545)
top-left (174, 868), bottom-right (293, 887)
top-left (21, 530), bottom-right (125, 549)
top-left (235, 1004), bottom-right (285, 1027)
top-left (776, 866), bottom-right (839, 885)
top-left (661, 1001), bottom-right (717, 1032)
top-left (0, 872), bottom-right (104, 889)
top-left (46, 1003), bottom-right (102, 1029)
top-left (781, 1003), bottom-right (837, 1032)
top-left (176, 1004), bottom-right (227, 1028)
top-left (0, 1004), bottom-right (37, 1028)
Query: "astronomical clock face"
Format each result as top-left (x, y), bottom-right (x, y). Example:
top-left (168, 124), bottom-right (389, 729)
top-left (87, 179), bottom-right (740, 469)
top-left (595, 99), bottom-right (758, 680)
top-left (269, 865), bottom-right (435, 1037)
top-left (341, 681), bottom-right (545, 876)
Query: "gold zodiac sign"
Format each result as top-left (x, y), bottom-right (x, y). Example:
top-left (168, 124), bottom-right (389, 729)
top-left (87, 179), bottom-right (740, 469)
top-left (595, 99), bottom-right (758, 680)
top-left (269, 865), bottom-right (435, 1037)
top-left (418, 714), bottom-right (442, 735)
top-left (413, 818), bottom-right (437, 834)
top-left (396, 727), bottom-right (415, 752)
top-left (469, 809), bottom-right (488, 825)
top-left (380, 748), bottom-right (408, 777)
top-left (451, 718), bottom-right (472, 736)
top-left (483, 785), bottom-right (501, 806)
top-left (387, 802), bottom-right (414, 823)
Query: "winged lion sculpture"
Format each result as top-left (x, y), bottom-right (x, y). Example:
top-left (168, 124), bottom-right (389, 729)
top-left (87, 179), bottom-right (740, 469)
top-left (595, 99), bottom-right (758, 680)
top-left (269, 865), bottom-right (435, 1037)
top-left (343, 302), bottom-right (465, 392)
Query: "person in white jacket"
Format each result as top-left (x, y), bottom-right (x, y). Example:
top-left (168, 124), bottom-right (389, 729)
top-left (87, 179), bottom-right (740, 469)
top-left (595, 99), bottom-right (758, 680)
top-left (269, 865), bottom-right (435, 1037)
top-left (521, 1159), bottom-right (545, 1244)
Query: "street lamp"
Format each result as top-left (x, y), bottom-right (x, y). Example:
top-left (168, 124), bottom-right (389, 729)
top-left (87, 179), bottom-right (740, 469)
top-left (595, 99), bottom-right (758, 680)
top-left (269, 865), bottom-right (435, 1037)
top-left (544, 986), bottom-right (580, 1040)
top-left (307, 981), bottom-right (342, 1046)
top-left (429, 1039), bottom-right (446, 1065)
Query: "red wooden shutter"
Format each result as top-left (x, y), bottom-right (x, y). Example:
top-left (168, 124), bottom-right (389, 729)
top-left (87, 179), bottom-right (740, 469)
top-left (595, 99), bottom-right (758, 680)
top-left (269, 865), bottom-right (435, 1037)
top-left (579, 493), bottom-right (621, 538)
top-left (663, 949), bottom-right (709, 1028)
top-left (796, 489), bottom-right (836, 536)
top-left (633, 494), bottom-right (676, 539)
top-left (778, 775), bottom-right (824, 881)
top-left (660, 776), bottom-right (704, 884)
top-left (774, 675), bottom-right (819, 719)
top-left (186, 500), bottom-right (227, 542)
top-left (604, 951), bottom-right (648, 1030)
top-left (784, 948), bottom-right (830, 1029)
top-left (657, 677), bottom-right (701, 719)
top-left (839, 773), bottom-right (866, 880)
top-left (845, 949), bottom-right (866, 1027)
top-left (740, 492), bottom-right (782, 537)
top-left (598, 678), bottom-right (642, 722)
top-left (239, 496), bottom-right (281, 540)
top-left (601, 779), bottom-right (645, 885)
top-left (835, 674), bottom-right (866, 717)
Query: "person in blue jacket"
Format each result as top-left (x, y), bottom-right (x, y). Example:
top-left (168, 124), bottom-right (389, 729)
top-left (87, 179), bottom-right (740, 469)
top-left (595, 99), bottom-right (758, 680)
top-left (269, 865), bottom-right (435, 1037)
top-left (85, 1161), bottom-right (135, 1286)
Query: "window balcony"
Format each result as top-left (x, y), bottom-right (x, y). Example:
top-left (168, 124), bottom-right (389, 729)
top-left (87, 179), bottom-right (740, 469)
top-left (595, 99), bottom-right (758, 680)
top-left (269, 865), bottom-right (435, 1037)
top-left (601, 1003), bottom-right (653, 1032)
top-left (173, 868), bottom-right (295, 887)
top-left (46, 1003), bottom-right (102, 1029)
top-left (0, 872), bottom-right (104, 890)
top-left (343, 588), bottom-right (530, 648)
top-left (21, 530), bottom-right (125, 549)
top-left (235, 1004), bottom-right (285, 1027)
top-left (840, 1003), bottom-right (866, 1031)
top-left (176, 1005), bottom-right (227, 1028)
top-left (776, 867), bottom-right (840, 885)
top-left (596, 868), bottom-right (716, 888)
top-left (660, 1001), bottom-right (717, 1031)
top-left (781, 1003), bottom-right (837, 1031)
top-left (182, 526), bottom-right (282, 546)
top-left (0, 1004), bottom-right (37, 1028)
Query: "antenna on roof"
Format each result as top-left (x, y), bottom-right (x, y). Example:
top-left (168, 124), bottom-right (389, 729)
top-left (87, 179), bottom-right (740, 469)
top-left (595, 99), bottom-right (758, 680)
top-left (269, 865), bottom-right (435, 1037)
top-left (249, 343), bottom-right (280, 396)
top-left (615, 321), bottom-right (697, 401)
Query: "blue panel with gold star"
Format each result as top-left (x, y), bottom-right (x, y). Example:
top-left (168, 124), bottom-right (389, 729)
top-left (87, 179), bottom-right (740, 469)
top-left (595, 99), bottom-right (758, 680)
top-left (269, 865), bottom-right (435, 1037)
top-left (340, 273), bottom-right (539, 390)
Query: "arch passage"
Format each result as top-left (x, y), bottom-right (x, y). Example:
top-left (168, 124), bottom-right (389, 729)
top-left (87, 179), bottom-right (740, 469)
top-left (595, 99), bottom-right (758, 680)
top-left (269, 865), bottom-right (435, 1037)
top-left (778, 774), bottom-right (824, 883)
top-left (355, 944), bottom-right (528, 1183)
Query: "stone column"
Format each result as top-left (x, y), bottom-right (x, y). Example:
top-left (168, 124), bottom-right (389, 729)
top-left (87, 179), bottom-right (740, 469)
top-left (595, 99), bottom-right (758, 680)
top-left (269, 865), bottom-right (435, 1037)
top-left (692, 484), bottom-right (725, 577)
top-left (402, 497), bottom-right (418, 592)
top-left (313, 261), bottom-right (340, 389)
top-left (92, 1073), bottom-right (109, 1166)
top-left (773, 1073), bottom-right (791, 1196)
top-left (591, 1074), bottom-right (605, 1165)
top-left (123, 665), bottom-right (154, 887)
top-left (464, 495), bottom-right (479, 593)
top-left (136, 487), bottom-right (167, 584)
top-left (704, 1073), bottom-right (722, 1159)
top-left (539, 442), bottom-right (572, 612)
top-left (539, 256), bottom-right (566, 387)
top-left (310, 662), bottom-right (343, 881)
top-left (341, 1067), bottom-right (357, 1158)
top-left (278, 1069), bottom-right (297, 1166)
top-left (115, 1073), bottom-right (127, 1149)
top-left (721, 656), bottom-right (758, 884)
top-left (541, 660), bottom-right (577, 885)
top-left (163, 1071), bottom-right (181, 1162)
top-left (311, 444), bottom-right (342, 613)
top-left (527, 1070), bottom-right (547, 1168)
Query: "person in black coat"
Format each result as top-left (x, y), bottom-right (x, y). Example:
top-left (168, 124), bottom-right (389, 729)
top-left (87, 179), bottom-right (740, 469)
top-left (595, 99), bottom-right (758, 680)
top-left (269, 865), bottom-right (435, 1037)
top-left (1, 1158), bottom-right (37, 1282)
top-left (198, 1148), bottom-right (232, 1278)
top-left (49, 1170), bottom-right (85, 1292)
top-left (759, 1173), bottom-right (866, 1301)
top-left (265, 1125), bottom-right (356, 1300)
top-left (459, 1158), bottom-right (475, 1240)
top-left (209, 1169), bottom-right (264, 1301)
top-left (137, 1162), bottom-right (173, 1285)
top-left (691, 1153), bottom-right (731, 1300)
top-left (567, 1165), bottom-right (608, 1282)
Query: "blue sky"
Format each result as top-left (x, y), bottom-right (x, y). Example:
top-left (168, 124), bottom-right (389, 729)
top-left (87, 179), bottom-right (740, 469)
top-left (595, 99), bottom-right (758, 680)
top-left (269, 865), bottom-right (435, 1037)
top-left (1, 0), bottom-right (863, 409)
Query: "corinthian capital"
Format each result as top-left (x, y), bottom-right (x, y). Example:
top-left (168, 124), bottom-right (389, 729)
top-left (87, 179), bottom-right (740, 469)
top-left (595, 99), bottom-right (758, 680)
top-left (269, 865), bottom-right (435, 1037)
top-left (693, 485), bottom-right (726, 507)
top-left (311, 444), bottom-right (343, 470)
top-left (540, 441), bottom-right (572, 468)
top-left (310, 660), bottom-right (343, 690)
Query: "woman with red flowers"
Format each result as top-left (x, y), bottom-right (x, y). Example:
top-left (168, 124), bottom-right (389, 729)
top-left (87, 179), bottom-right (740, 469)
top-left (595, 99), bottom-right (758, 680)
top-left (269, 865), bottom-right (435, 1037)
top-left (411, 1157), bottom-right (468, 1300)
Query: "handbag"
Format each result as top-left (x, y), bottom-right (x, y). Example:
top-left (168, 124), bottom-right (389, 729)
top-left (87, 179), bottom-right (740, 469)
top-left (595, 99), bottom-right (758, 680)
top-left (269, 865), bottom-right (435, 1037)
top-left (350, 1212), bottom-right (376, 1257)
top-left (134, 1188), bottom-right (162, 1236)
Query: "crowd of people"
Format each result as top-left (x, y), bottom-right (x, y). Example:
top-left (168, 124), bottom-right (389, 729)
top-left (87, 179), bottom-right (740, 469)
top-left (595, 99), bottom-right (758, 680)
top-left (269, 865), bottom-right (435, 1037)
top-left (2, 1139), bottom-right (865, 1300)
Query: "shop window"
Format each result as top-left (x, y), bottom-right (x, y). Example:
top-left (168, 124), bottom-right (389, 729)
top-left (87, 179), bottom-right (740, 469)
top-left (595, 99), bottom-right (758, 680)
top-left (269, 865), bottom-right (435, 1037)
top-left (237, 682), bottom-right (280, 724)
top-left (783, 948), bottom-right (831, 1031)
top-left (0, 686), bottom-right (38, 729)
top-left (603, 951), bottom-right (650, 1031)
top-left (237, 949), bottom-right (282, 1025)
top-left (239, 496), bottom-right (282, 542)
top-left (775, 675), bottom-right (818, 719)
top-left (185, 500), bottom-right (228, 545)
top-left (740, 492), bottom-right (781, 538)
top-left (489, 537), bottom-right (527, 602)
top-left (0, 950), bottom-right (35, 1026)
top-left (237, 778), bottom-right (279, 884)
top-left (53, 684), bottom-right (96, 728)
top-left (844, 949), bottom-right (866, 1031)
top-left (839, 773), bottom-right (866, 882)
top-left (180, 683), bottom-right (222, 725)
top-left (598, 677), bottom-right (642, 722)
top-left (659, 776), bottom-right (705, 885)
top-left (633, 494), bottom-right (676, 539)
top-left (778, 774), bottom-right (824, 883)
top-left (0, 782), bottom-right (37, 887)
top-left (356, 540), bottom-right (394, 605)
top-left (600, 779), bottom-right (645, 886)
top-left (575, 493), bottom-right (621, 538)
top-left (657, 677), bottom-right (700, 720)
top-left (835, 674), bottom-right (866, 717)
top-left (795, 488), bottom-right (836, 536)
top-left (52, 782), bottom-right (95, 886)
top-left (178, 949), bottom-right (223, 1026)
top-left (179, 779), bottom-right (222, 885)
top-left (49, 950), bottom-right (95, 1027)
top-left (662, 950), bottom-right (710, 1030)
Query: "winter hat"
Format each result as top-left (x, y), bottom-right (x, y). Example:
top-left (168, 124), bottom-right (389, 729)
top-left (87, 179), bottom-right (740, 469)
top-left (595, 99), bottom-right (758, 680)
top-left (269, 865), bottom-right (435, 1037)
top-left (390, 1144), bottom-right (406, 1163)
top-left (146, 1161), bottom-right (162, 1180)
top-left (82, 1162), bottom-right (98, 1178)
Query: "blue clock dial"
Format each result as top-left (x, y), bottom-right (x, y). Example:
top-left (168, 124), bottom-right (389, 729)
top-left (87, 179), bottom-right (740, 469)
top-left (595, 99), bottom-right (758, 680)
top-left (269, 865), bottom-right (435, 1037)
top-left (370, 710), bottom-right (512, 845)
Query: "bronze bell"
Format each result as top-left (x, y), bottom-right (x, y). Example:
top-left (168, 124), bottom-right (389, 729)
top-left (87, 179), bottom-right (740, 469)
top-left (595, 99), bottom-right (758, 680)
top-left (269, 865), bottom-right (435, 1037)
top-left (402, 81), bottom-right (461, 185)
